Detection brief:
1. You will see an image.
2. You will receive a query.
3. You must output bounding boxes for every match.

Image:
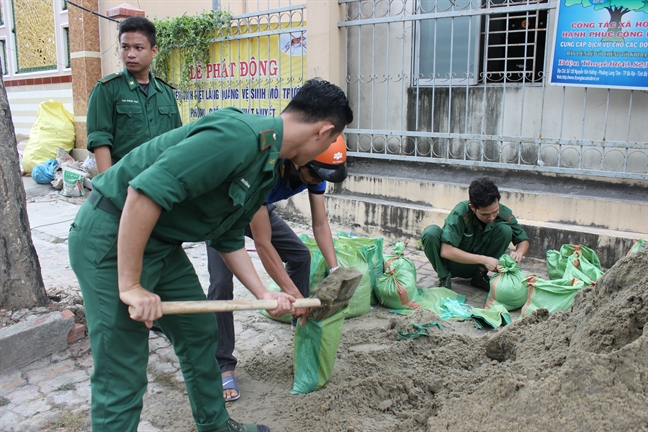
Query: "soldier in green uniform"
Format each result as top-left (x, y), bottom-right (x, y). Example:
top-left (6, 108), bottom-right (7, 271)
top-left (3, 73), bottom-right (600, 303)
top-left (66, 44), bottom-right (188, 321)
top-left (86, 16), bottom-right (181, 173)
top-left (421, 177), bottom-right (530, 290)
top-left (68, 79), bottom-right (353, 432)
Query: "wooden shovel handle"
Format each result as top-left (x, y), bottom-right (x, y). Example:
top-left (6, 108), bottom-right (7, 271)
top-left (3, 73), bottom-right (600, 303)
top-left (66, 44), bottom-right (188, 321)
top-left (128, 298), bottom-right (322, 316)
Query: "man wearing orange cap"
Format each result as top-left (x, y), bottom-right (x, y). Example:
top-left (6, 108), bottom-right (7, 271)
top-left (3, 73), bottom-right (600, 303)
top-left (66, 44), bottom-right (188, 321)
top-left (206, 136), bottom-right (348, 402)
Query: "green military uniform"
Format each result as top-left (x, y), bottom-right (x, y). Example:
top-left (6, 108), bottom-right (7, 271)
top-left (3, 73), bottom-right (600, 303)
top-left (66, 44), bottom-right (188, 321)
top-left (86, 67), bottom-right (182, 164)
top-left (421, 201), bottom-right (529, 279)
top-left (68, 107), bottom-right (282, 432)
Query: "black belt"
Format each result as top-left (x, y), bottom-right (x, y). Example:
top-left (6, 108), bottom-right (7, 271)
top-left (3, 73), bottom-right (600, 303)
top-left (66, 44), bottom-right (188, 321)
top-left (87, 191), bottom-right (122, 217)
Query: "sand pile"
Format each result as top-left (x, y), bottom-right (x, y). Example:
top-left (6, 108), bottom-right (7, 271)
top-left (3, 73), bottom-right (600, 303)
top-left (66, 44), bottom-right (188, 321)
top-left (248, 247), bottom-right (648, 431)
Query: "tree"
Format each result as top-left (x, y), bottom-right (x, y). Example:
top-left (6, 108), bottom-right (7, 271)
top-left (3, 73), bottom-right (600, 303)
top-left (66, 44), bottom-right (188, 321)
top-left (0, 77), bottom-right (49, 309)
top-left (565, 0), bottom-right (648, 41)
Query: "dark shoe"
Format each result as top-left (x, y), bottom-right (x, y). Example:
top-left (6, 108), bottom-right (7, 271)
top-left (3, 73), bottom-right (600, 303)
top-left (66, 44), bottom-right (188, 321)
top-left (226, 419), bottom-right (270, 432)
top-left (438, 273), bottom-right (452, 289)
top-left (471, 270), bottom-right (491, 291)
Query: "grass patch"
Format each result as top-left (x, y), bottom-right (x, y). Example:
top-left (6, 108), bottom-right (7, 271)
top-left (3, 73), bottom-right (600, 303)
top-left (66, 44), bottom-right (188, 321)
top-left (46, 411), bottom-right (88, 431)
top-left (0, 396), bottom-right (9, 407)
top-left (55, 383), bottom-right (76, 392)
top-left (147, 367), bottom-right (185, 392)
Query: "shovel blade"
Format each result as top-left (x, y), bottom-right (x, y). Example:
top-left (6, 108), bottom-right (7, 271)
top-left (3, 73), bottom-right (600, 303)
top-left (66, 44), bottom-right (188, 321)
top-left (309, 267), bottom-right (363, 321)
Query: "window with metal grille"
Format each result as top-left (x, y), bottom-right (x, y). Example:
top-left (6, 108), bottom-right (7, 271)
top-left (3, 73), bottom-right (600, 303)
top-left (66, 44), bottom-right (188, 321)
top-left (0, 40), bottom-right (6, 75)
top-left (481, 0), bottom-right (548, 83)
top-left (415, 0), bottom-right (548, 85)
top-left (63, 26), bottom-right (70, 68)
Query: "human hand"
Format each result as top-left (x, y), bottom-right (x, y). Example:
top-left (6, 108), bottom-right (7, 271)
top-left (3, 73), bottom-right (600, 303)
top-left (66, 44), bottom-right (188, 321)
top-left (483, 256), bottom-right (500, 272)
top-left (509, 251), bottom-right (525, 263)
top-left (120, 284), bottom-right (162, 328)
top-left (261, 291), bottom-right (296, 318)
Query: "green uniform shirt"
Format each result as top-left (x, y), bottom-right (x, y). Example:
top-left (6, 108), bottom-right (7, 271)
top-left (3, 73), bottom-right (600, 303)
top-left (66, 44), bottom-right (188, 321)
top-left (86, 68), bottom-right (182, 163)
top-left (92, 107), bottom-right (282, 252)
top-left (441, 201), bottom-right (529, 252)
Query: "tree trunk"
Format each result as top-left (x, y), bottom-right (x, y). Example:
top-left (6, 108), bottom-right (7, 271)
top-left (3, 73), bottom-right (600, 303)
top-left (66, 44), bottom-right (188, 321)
top-left (0, 77), bottom-right (49, 309)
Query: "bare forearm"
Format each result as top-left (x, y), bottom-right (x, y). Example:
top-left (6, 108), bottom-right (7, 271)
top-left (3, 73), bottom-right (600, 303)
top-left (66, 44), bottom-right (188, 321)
top-left (94, 146), bottom-right (112, 173)
top-left (220, 249), bottom-right (270, 299)
top-left (313, 224), bottom-right (337, 270)
top-left (117, 187), bottom-right (162, 292)
top-left (256, 243), bottom-right (302, 298)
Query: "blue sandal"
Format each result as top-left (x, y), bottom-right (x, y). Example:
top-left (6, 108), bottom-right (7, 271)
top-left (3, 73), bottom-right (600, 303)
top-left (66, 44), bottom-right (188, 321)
top-left (222, 376), bottom-right (241, 402)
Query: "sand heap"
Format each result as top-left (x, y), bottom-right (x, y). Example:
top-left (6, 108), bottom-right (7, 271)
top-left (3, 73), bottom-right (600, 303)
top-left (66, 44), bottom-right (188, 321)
top-left (247, 247), bottom-right (648, 431)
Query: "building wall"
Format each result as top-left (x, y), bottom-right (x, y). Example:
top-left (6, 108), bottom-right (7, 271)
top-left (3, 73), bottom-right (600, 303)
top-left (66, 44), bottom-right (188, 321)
top-left (1, 0), bottom-right (72, 137)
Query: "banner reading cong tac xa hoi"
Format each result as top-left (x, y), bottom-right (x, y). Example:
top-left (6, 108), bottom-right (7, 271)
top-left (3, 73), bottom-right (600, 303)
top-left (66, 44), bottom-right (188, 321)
top-left (172, 23), bottom-right (306, 122)
top-left (550, 0), bottom-right (648, 90)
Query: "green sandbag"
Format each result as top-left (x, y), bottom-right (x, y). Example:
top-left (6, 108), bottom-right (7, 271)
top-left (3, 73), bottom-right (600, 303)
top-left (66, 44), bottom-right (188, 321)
top-left (334, 244), bottom-right (372, 318)
top-left (520, 276), bottom-right (588, 317)
top-left (626, 239), bottom-right (646, 256)
top-left (546, 244), bottom-right (601, 280)
top-left (334, 233), bottom-right (384, 290)
top-left (299, 234), bottom-right (328, 287)
top-left (471, 304), bottom-right (512, 329)
top-left (375, 242), bottom-right (417, 309)
top-left (291, 311), bottom-right (345, 394)
top-left (390, 287), bottom-right (465, 316)
top-left (298, 234), bottom-right (373, 318)
top-left (437, 297), bottom-right (472, 321)
top-left (563, 254), bottom-right (604, 285)
top-left (484, 254), bottom-right (528, 311)
top-left (627, 239), bottom-right (646, 256)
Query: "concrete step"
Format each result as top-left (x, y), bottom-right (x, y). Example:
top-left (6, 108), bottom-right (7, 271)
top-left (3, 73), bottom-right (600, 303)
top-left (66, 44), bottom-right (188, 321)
top-left (335, 174), bottom-right (648, 234)
top-left (274, 160), bottom-right (647, 270)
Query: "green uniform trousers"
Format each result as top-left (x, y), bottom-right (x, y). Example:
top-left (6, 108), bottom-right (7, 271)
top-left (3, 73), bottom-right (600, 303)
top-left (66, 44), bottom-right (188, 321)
top-left (421, 223), bottom-right (513, 279)
top-left (68, 201), bottom-right (229, 432)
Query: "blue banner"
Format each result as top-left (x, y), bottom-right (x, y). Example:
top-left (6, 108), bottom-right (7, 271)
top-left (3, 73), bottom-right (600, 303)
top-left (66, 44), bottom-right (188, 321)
top-left (550, 0), bottom-right (648, 90)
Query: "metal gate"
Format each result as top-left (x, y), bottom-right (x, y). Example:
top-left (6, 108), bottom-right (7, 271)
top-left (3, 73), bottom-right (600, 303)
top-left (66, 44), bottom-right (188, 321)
top-left (339, 0), bottom-right (648, 180)
top-left (169, 4), bottom-right (306, 124)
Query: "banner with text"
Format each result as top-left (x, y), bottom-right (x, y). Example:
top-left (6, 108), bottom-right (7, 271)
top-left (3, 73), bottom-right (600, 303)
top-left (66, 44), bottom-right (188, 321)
top-left (173, 23), bottom-right (306, 122)
top-left (550, 0), bottom-right (648, 90)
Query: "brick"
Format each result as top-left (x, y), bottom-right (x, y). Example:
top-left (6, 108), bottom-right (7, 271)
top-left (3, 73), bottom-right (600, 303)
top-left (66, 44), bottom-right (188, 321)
top-left (67, 324), bottom-right (87, 344)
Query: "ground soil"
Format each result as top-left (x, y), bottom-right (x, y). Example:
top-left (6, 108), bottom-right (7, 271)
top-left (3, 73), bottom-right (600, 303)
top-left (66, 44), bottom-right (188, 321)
top-left (136, 245), bottom-right (648, 432)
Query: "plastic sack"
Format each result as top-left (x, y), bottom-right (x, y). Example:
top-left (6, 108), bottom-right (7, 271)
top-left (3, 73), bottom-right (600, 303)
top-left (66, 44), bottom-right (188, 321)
top-left (470, 304), bottom-right (512, 329)
top-left (546, 244), bottom-right (601, 280)
top-left (484, 254), bottom-right (528, 311)
top-left (375, 242), bottom-right (418, 309)
top-left (31, 159), bottom-right (58, 184)
top-left (436, 297), bottom-right (472, 321)
top-left (520, 276), bottom-right (588, 317)
top-left (626, 239), bottom-right (646, 256)
top-left (390, 287), bottom-right (465, 316)
top-left (563, 253), bottom-right (604, 285)
top-left (22, 100), bottom-right (75, 174)
top-left (299, 235), bottom-right (373, 318)
top-left (291, 311), bottom-right (345, 394)
top-left (60, 166), bottom-right (88, 197)
top-left (334, 233), bottom-right (384, 290)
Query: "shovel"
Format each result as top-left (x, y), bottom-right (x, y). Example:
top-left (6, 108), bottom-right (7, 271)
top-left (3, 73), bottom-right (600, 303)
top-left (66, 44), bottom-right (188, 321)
top-left (128, 267), bottom-right (363, 321)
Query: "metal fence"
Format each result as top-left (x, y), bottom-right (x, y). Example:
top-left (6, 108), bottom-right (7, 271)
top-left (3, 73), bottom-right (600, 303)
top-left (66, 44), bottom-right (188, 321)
top-left (339, 0), bottom-right (648, 180)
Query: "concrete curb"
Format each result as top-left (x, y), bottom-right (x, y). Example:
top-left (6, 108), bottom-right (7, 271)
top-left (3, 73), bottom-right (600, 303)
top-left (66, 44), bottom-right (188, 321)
top-left (0, 311), bottom-right (75, 374)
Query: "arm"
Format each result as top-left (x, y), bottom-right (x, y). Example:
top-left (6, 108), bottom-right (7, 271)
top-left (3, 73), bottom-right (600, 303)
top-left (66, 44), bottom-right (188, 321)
top-left (309, 192), bottom-right (338, 271)
top-left (248, 206), bottom-right (302, 299)
top-left (94, 146), bottom-right (112, 173)
top-left (117, 186), bottom-right (163, 328)
top-left (440, 243), bottom-right (500, 272)
top-left (509, 240), bottom-right (530, 263)
top-left (86, 84), bottom-right (116, 165)
top-left (219, 248), bottom-right (295, 317)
